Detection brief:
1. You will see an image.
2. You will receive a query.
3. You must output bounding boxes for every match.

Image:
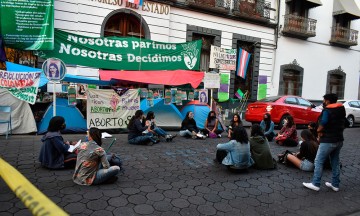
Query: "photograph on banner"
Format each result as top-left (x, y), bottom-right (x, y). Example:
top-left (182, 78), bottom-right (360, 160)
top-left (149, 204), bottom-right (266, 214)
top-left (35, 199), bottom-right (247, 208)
top-left (68, 86), bottom-right (77, 105)
top-left (140, 88), bottom-right (148, 98)
top-left (199, 90), bottom-right (208, 104)
top-left (209, 45), bottom-right (237, 70)
top-left (176, 90), bottom-right (182, 105)
top-left (194, 89), bottom-right (199, 99)
top-left (147, 90), bottom-right (154, 107)
top-left (188, 91), bottom-right (194, 101)
top-left (171, 88), bottom-right (177, 103)
top-left (164, 89), bottom-right (171, 105)
top-left (181, 91), bottom-right (187, 100)
top-left (151, 89), bottom-right (163, 99)
top-left (45, 59), bottom-right (65, 80)
top-left (76, 84), bottom-right (87, 99)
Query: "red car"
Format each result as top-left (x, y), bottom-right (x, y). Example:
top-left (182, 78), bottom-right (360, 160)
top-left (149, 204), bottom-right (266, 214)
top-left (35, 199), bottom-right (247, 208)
top-left (245, 95), bottom-right (322, 128)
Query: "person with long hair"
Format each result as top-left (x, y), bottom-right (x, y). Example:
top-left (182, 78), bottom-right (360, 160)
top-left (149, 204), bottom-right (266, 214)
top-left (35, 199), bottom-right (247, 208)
top-left (144, 111), bottom-right (177, 142)
top-left (215, 126), bottom-right (254, 170)
top-left (308, 122), bottom-right (318, 141)
top-left (39, 116), bottom-right (77, 169)
top-left (227, 114), bottom-right (243, 139)
top-left (249, 124), bottom-right (276, 169)
top-left (73, 128), bottom-right (120, 185)
top-left (275, 115), bottom-right (298, 146)
top-left (78, 85), bottom-right (86, 96)
top-left (127, 110), bottom-right (159, 145)
top-left (47, 63), bottom-right (60, 79)
top-left (201, 111), bottom-right (223, 138)
top-left (282, 129), bottom-right (319, 172)
top-left (260, 113), bottom-right (276, 141)
top-left (179, 111), bottom-right (205, 139)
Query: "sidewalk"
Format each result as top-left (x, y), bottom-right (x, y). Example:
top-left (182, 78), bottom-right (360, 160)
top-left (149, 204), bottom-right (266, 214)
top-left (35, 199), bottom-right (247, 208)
top-left (1, 128), bottom-right (360, 216)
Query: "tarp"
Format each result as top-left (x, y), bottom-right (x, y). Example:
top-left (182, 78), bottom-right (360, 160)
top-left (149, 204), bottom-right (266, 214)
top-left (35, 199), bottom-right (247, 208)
top-left (141, 99), bottom-right (183, 128)
top-left (0, 89), bottom-right (37, 135)
top-left (37, 98), bottom-right (87, 134)
top-left (100, 70), bottom-right (205, 88)
top-left (5, 62), bottom-right (111, 87)
top-left (180, 100), bottom-right (211, 129)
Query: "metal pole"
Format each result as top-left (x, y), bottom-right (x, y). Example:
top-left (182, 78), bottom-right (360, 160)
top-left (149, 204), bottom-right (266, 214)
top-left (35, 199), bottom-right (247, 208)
top-left (53, 82), bottom-right (56, 117)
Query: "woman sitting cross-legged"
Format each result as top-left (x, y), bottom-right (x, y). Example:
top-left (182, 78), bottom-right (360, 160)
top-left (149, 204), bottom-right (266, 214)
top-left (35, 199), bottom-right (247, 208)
top-left (39, 116), bottom-right (77, 169)
top-left (260, 113), bottom-right (276, 142)
top-left (179, 111), bottom-right (205, 139)
top-left (249, 124), bottom-right (277, 169)
top-left (215, 126), bottom-right (254, 171)
top-left (275, 115), bottom-right (298, 146)
top-left (281, 129), bottom-right (319, 171)
top-left (227, 114), bottom-right (243, 139)
top-left (201, 111), bottom-right (223, 138)
top-left (144, 111), bottom-right (177, 142)
top-left (73, 128), bottom-right (120, 185)
top-left (128, 110), bottom-right (159, 146)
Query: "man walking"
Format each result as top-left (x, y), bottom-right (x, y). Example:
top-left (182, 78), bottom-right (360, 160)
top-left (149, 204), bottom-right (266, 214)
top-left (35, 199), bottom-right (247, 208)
top-left (303, 93), bottom-right (346, 192)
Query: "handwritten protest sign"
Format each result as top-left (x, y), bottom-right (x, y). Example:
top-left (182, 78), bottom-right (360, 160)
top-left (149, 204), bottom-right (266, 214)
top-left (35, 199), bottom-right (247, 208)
top-left (87, 89), bottom-right (139, 129)
top-left (0, 70), bottom-right (41, 104)
top-left (209, 45), bottom-right (236, 70)
top-left (203, 72), bottom-right (220, 89)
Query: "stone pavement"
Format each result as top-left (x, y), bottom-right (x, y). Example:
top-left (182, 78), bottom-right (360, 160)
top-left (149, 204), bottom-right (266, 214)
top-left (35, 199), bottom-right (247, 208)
top-left (1, 128), bottom-right (360, 216)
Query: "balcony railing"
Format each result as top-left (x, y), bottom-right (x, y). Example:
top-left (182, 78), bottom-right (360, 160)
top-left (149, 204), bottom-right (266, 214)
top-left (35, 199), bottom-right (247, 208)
top-left (233, 0), bottom-right (271, 21)
top-left (282, 14), bottom-right (317, 38)
top-left (186, 0), bottom-right (231, 13)
top-left (329, 26), bottom-right (358, 47)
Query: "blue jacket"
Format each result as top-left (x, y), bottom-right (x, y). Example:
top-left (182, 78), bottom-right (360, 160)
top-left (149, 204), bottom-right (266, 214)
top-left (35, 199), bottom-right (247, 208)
top-left (39, 132), bottom-right (70, 169)
top-left (260, 120), bottom-right (275, 136)
top-left (217, 140), bottom-right (254, 169)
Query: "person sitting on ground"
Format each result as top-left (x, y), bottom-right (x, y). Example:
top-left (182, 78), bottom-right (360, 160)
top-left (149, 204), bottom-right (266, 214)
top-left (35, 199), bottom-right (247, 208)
top-left (73, 128), bottom-right (120, 185)
top-left (179, 111), bottom-right (205, 139)
top-left (144, 111), bottom-right (177, 142)
top-left (215, 126), bottom-right (254, 170)
top-left (249, 124), bottom-right (276, 169)
top-left (260, 113), bottom-right (276, 142)
top-left (275, 116), bottom-right (298, 146)
top-left (308, 122), bottom-right (318, 141)
top-left (228, 114), bottom-right (243, 139)
top-left (39, 116), bottom-right (77, 169)
top-left (128, 110), bottom-right (159, 146)
top-left (281, 129), bottom-right (318, 172)
top-left (201, 111), bottom-right (223, 138)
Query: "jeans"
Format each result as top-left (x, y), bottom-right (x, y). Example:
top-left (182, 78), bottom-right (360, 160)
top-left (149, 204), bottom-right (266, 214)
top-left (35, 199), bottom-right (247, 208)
top-left (312, 142), bottom-right (343, 187)
top-left (92, 166), bottom-right (120, 185)
top-left (179, 130), bottom-right (192, 137)
top-left (153, 127), bottom-right (167, 137)
top-left (128, 134), bottom-right (156, 145)
top-left (300, 159), bottom-right (314, 172)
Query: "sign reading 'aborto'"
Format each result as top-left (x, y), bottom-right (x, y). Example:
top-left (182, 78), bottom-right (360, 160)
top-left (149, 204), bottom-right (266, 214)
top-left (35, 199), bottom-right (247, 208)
top-left (0, 0), bottom-right (54, 50)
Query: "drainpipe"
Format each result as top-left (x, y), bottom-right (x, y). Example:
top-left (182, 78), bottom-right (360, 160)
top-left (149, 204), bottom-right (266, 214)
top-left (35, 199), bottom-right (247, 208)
top-left (270, 0), bottom-right (281, 86)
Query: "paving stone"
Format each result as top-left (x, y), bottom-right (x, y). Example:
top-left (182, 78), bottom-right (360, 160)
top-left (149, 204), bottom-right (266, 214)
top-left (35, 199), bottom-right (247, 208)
top-left (156, 183), bottom-right (172, 190)
top-left (197, 204), bottom-right (217, 215)
top-left (163, 190), bottom-right (181, 199)
top-left (214, 202), bottom-right (233, 212)
top-left (102, 189), bottom-right (122, 197)
top-left (203, 193), bottom-right (222, 203)
top-left (128, 194), bottom-right (147, 204)
top-left (171, 198), bottom-right (190, 208)
top-left (83, 191), bottom-right (103, 200)
top-left (146, 192), bottom-right (164, 202)
top-left (14, 209), bottom-right (32, 216)
top-left (179, 206), bottom-right (200, 216)
top-left (113, 206), bottom-right (136, 216)
top-left (122, 188), bottom-right (140, 195)
top-left (153, 201), bottom-right (173, 212)
top-left (134, 204), bottom-right (154, 215)
top-left (139, 185), bottom-right (157, 193)
top-left (87, 200), bottom-right (108, 211)
top-left (64, 202), bottom-right (87, 214)
top-left (0, 202), bottom-right (13, 211)
top-left (179, 188), bottom-right (196, 196)
top-left (218, 190), bottom-right (235, 200)
top-left (188, 196), bottom-right (206, 205)
top-left (90, 210), bottom-right (113, 216)
top-left (108, 197), bottom-right (128, 207)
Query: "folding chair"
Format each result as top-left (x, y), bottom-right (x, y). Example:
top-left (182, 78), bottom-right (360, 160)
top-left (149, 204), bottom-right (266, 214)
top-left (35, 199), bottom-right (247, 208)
top-left (0, 106), bottom-right (12, 139)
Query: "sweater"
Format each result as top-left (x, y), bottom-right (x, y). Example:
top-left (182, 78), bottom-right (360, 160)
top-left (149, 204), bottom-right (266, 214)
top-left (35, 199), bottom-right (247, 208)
top-left (249, 136), bottom-right (276, 169)
top-left (39, 132), bottom-right (70, 169)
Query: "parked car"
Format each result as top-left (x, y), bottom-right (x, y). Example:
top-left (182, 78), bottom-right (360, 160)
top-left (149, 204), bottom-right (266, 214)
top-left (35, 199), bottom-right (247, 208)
top-left (339, 100), bottom-right (360, 128)
top-left (245, 95), bottom-right (322, 128)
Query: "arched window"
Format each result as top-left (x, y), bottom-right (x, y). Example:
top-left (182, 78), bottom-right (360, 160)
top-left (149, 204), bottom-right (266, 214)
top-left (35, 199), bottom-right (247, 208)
top-left (278, 60), bottom-right (304, 96)
top-left (102, 10), bottom-right (150, 39)
top-left (326, 66), bottom-right (346, 99)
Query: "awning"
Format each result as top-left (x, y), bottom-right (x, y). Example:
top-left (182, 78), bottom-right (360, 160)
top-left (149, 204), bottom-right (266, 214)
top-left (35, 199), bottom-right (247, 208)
top-left (305, 0), bottom-right (322, 8)
top-left (99, 70), bottom-right (205, 88)
top-left (333, 0), bottom-right (360, 20)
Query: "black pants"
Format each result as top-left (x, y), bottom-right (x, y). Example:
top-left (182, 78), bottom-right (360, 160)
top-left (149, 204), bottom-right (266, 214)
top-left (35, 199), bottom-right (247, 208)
top-left (282, 138), bottom-right (298, 147)
top-left (216, 149), bottom-right (227, 163)
top-left (265, 132), bottom-right (275, 142)
top-left (64, 152), bottom-right (77, 169)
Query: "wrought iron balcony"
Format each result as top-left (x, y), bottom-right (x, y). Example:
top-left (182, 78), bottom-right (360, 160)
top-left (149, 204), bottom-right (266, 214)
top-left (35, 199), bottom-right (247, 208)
top-left (282, 14), bottom-right (317, 38)
top-left (329, 26), bottom-right (358, 47)
top-left (186, 0), bottom-right (231, 14)
top-left (232, 0), bottom-right (271, 21)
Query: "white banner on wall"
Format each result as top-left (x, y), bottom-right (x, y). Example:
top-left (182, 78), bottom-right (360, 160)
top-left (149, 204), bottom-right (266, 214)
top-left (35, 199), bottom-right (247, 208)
top-left (209, 45), bottom-right (237, 70)
top-left (87, 89), bottom-right (140, 129)
top-left (203, 72), bottom-right (220, 89)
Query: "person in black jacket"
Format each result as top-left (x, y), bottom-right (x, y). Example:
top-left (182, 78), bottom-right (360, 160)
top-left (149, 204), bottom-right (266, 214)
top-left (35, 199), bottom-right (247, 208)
top-left (179, 111), bottom-right (205, 139)
top-left (303, 93), bottom-right (346, 192)
top-left (127, 110), bottom-right (159, 146)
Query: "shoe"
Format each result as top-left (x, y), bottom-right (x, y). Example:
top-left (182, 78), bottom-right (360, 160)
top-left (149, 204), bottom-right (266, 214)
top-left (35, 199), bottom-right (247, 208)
top-left (192, 131), bottom-right (197, 139)
top-left (302, 182), bottom-right (320, 191)
top-left (218, 134), bottom-right (222, 138)
top-left (153, 139), bottom-right (160, 144)
top-left (325, 182), bottom-right (339, 192)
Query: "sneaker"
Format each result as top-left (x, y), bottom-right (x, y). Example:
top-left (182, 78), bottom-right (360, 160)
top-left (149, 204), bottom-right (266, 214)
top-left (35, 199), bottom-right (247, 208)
top-left (325, 182), bottom-right (339, 192)
top-left (302, 182), bottom-right (320, 191)
top-left (192, 131), bottom-right (197, 139)
top-left (218, 134), bottom-right (222, 138)
top-left (153, 139), bottom-right (160, 144)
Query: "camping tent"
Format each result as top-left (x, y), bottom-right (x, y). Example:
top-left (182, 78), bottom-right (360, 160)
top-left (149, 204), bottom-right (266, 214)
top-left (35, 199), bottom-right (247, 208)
top-left (0, 89), bottom-right (37, 135)
top-left (180, 101), bottom-right (211, 129)
top-left (37, 98), bottom-right (87, 134)
top-left (140, 99), bottom-right (183, 128)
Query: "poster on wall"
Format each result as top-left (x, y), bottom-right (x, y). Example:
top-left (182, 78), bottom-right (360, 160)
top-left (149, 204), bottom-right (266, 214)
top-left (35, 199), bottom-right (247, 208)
top-left (171, 88), bottom-right (177, 103)
top-left (199, 90), bottom-right (208, 104)
top-left (87, 89), bottom-right (139, 129)
top-left (164, 89), bottom-right (171, 105)
top-left (36, 29), bottom-right (202, 70)
top-left (140, 88), bottom-right (148, 98)
top-left (0, 0), bottom-right (54, 50)
top-left (218, 73), bottom-right (230, 102)
top-left (203, 72), bottom-right (220, 89)
top-left (147, 90), bottom-right (154, 107)
top-left (209, 45), bottom-right (237, 70)
top-left (76, 84), bottom-right (87, 99)
top-left (176, 90), bottom-right (182, 106)
top-left (257, 75), bottom-right (267, 100)
top-left (188, 91), bottom-right (194, 101)
top-left (68, 86), bottom-right (77, 105)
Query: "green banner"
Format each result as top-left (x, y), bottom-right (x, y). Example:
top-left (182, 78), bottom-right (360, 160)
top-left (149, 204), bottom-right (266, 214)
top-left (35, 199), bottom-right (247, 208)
top-left (0, 0), bottom-right (54, 50)
top-left (35, 29), bottom-right (202, 70)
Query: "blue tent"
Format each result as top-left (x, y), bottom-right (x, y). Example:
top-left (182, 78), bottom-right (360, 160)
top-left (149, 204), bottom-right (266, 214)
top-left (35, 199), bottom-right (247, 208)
top-left (140, 99), bottom-right (183, 128)
top-left (180, 101), bottom-right (211, 129)
top-left (37, 98), bottom-right (87, 134)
